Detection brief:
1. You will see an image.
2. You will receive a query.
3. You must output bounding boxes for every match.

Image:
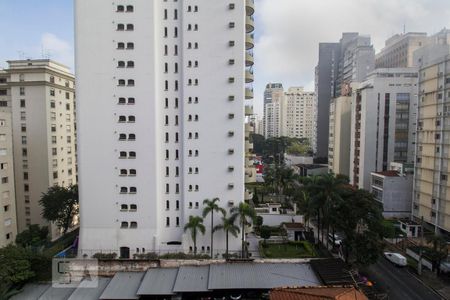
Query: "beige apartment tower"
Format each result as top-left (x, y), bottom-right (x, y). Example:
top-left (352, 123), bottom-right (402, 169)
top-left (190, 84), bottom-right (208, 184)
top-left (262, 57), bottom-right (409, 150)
top-left (6, 60), bottom-right (77, 235)
top-left (328, 96), bottom-right (352, 176)
top-left (413, 29), bottom-right (450, 234)
top-left (0, 71), bottom-right (18, 247)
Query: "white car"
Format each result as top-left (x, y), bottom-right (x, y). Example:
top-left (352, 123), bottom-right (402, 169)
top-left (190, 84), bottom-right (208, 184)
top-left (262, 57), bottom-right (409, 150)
top-left (384, 252), bottom-right (407, 267)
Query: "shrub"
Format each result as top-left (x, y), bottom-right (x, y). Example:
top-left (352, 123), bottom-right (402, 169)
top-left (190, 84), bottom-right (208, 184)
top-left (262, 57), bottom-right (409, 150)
top-left (133, 252), bottom-right (158, 260)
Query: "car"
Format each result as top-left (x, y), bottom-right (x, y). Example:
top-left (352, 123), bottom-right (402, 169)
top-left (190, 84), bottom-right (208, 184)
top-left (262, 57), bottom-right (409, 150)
top-left (384, 252), bottom-right (407, 267)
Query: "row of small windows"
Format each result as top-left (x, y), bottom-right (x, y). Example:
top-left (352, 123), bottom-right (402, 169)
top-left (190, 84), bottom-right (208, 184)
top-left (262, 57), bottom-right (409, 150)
top-left (187, 5), bottom-right (198, 12)
top-left (187, 24), bottom-right (198, 31)
top-left (119, 151), bottom-right (136, 159)
top-left (118, 79), bottom-right (135, 86)
top-left (188, 150), bottom-right (199, 157)
top-left (165, 217), bottom-right (180, 227)
top-left (164, 115), bottom-right (179, 126)
top-left (163, 45), bottom-right (178, 56)
top-left (163, 97), bottom-right (199, 108)
top-left (165, 200), bottom-right (180, 210)
top-left (117, 42), bottom-right (134, 50)
top-left (118, 115), bottom-right (135, 123)
top-left (165, 132), bottom-right (179, 143)
top-left (117, 24), bottom-right (134, 31)
top-left (119, 134), bottom-right (136, 141)
top-left (188, 185), bottom-right (199, 192)
top-left (164, 184), bottom-right (199, 193)
top-left (120, 169), bottom-right (136, 176)
top-left (121, 221), bottom-right (137, 228)
top-left (118, 97), bottom-right (135, 105)
top-left (165, 167), bottom-right (180, 177)
top-left (188, 115), bottom-right (199, 121)
top-left (187, 42), bottom-right (199, 49)
top-left (118, 61), bottom-right (134, 68)
top-left (120, 187), bottom-right (137, 193)
top-left (117, 5), bottom-right (133, 12)
top-left (165, 150), bottom-right (180, 160)
top-left (120, 204), bottom-right (137, 211)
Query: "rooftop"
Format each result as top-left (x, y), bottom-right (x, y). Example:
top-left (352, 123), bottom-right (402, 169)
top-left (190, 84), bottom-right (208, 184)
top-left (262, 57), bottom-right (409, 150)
top-left (373, 170), bottom-right (400, 177)
top-left (284, 223), bottom-right (306, 230)
top-left (270, 286), bottom-right (368, 300)
top-left (296, 164), bottom-right (328, 170)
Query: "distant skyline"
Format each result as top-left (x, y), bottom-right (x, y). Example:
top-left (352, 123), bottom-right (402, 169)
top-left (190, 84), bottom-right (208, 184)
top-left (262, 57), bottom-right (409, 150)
top-left (1, 0), bottom-right (450, 116)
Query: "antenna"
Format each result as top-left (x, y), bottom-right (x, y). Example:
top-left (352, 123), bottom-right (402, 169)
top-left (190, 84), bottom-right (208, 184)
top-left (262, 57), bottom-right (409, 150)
top-left (403, 23), bottom-right (406, 34)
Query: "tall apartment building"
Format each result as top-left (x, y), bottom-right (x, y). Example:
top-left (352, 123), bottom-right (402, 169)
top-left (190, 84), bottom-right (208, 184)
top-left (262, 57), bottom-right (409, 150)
top-left (5, 60), bottom-right (77, 236)
top-left (284, 87), bottom-right (316, 149)
top-left (0, 71), bottom-right (17, 247)
top-left (350, 68), bottom-right (418, 190)
top-left (413, 29), bottom-right (450, 234)
top-left (75, 0), bottom-right (255, 257)
top-left (376, 32), bottom-right (428, 68)
top-left (315, 33), bottom-right (375, 159)
top-left (263, 83), bottom-right (284, 138)
top-left (328, 95), bottom-right (352, 176)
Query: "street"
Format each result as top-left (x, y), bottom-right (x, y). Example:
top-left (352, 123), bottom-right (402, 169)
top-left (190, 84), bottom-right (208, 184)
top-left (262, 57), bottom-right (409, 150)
top-left (366, 257), bottom-right (443, 300)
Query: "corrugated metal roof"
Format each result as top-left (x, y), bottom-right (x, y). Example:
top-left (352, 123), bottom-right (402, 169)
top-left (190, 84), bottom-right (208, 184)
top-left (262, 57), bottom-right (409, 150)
top-left (67, 278), bottom-right (111, 300)
top-left (173, 266), bottom-right (210, 292)
top-left (136, 268), bottom-right (178, 295)
top-left (208, 263), bottom-right (320, 290)
top-left (37, 286), bottom-right (76, 300)
top-left (11, 284), bottom-right (51, 300)
top-left (99, 272), bottom-right (144, 300)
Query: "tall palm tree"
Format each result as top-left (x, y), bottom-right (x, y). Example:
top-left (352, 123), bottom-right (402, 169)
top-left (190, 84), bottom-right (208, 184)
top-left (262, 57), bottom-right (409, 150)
top-left (202, 198), bottom-right (225, 257)
top-left (184, 216), bottom-right (205, 255)
top-left (213, 212), bottom-right (240, 259)
top-left (231, 203), bottom-right (256, 258)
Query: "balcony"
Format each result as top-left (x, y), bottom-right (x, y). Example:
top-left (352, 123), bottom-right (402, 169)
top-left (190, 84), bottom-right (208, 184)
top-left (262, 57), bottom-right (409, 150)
top-left (246, 16), bottom-right (255, 33)
top-left (245, 87), bottom-right (254, 99)
top-left (245, 69), bottom-right (254, 83)
top-left (245, 106), bottom-right (253, 116)
top-left (246, 34), bottom-right (254, 50)
top-left (245, 52), bottom-right (254, 67)
top-left (246, 0), bottom-right (255, 16)
top-left (245, 123), bottom-right (252, 132)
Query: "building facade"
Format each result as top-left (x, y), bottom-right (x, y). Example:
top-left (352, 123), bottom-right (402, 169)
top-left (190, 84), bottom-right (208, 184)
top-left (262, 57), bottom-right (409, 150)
top-left (376, 32), bottom-right (428, 68)
top-left (328, 95), bottom-right (352, 176)
top-left (0, 71), bottom-right (17, 246)
top-left (315, 33), bottom-right (374, 159)
top-left (263, 83), bottom-right (284, 138)
top-left (284, 87), bottom-right (316, 150)
top-left (350, 68), bottom-right (418, 190)
top-left (6, 60), bottom-right (77, 236)
top-left (75, 0), bottom-right (254, 257)
top-left (413, 29), bottom-right (450, 234)
top-left (371, 163), bottom-right (414, 219)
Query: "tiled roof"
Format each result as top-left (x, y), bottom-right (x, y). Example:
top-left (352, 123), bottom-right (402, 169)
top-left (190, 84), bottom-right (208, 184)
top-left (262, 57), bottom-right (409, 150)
top-left (270, 286), bottom-right (368, 300)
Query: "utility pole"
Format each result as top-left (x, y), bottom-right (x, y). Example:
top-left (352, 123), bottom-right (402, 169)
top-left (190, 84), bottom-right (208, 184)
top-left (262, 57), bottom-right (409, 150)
top-left (418, 216), bottom-right (424, 275)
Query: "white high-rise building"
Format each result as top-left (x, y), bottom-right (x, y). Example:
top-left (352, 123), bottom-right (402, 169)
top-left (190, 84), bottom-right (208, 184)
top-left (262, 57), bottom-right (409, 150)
top-left (75, 0), bottom-right (255, 257)
top-left (350, 68), bottom-right (418, 190)
top-left (284, 87), bottom-right (316, 150)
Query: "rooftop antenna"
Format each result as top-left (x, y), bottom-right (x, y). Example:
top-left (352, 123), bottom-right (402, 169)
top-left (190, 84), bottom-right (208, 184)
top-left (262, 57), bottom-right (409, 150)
top-left (41, 45), bottom-right (51, 59)
top-left (17, 51), bottom-right (25, 59)
top-left (403, 23), bottom-right (406, 34)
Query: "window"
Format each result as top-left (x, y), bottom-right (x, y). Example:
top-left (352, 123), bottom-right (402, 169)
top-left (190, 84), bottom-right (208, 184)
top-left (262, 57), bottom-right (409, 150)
top-left (229, 22), bottom-right (235, 28)
top-left (128, 134), bottom-right (136, 141)
top-left (20, 87), bottom-right (25, 96)
top-left (23, 172), bottom-right (28, 180)
top-left (50, 101), bottom-right (56, 108)
top-left (120, 187), bottom-right (128, 193)
top-left (53, 172), bottom-right (58, 179)
top-left (117, 24), bottom-right (125, 31)
top-left (166, 200), bottom-right (170, 210)
top-left (128, 116), bottom-right (135, 122)
top-left (127, 79), bottom-right (135, 86)
top-left (126, 24), bottom-right (134, 31)
top-left (127, 42), bottom-right (134, 49)
top-left (176, 217), bottom-right (180, 227)
top-left (130, 222), bottom-right (137, 228)
top-left (166, 217), bottom-right (170, 227)
top-left (118, 79), bottom-right (126, 86)
top-left (52, 136), bottom-right (57, 144)
top-left (121, 222), bottom-right (128, 228)
top-left (127, 61), bottom-right (134, 68)
top-left (20, 111), bottom-right (26, 120)
top-left (24, 184), bottom-right (29, 192)
top-left (1, 177), bottom-right (7, 184)
top-left (119, 151), bottom-right (127, 158)
top-left (129, 151), bottom-right (136, 158)
top-left (128, 97), bottom-right (135, 104)
top-left (118, 61), bottom-right (125, 68)
top-left (0, 163), bottom-right (7, 170)
top-left (130, 204), bottom-right (137, 211)
top-left (22, 148), bottom-right (27, 157)
top-left (121, 204), bottom-right (128, 210)
top-left (118, 116), bottom-right (126, 122)
top-left (126, 5), bottom-right (133, 12)
top-left (117, 42), bottom-right (125, 49)
top-left (129, 169), bottom-right (136, 176)
top-left (20, 99), bottom-right (26, 108)
top-left (117, 5), bottom-right (124, 12)
top-left (21, 136), bottom-right (27, 145)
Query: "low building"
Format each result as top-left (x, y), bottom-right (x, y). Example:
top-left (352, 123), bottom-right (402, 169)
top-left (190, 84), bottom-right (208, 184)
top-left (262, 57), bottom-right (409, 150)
top-left (370, 163), bottom-right (413, 218)
top-left (255, 203), bottom-right (282, 215)
top-left (270, 286), bottom-right (368, 300)
top-left (283, 223), bottom-right (307, 241)
top-left (399, 219), bottom-right (422, 238)
top-left (285, 153), bottom-right (314, 166)
top-left (294, 164), bottom-right (328, 177)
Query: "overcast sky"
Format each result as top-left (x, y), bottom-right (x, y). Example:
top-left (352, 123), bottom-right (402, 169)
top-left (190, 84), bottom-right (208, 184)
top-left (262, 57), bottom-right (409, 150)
top-left (1, 0), bottom-right (450, 116)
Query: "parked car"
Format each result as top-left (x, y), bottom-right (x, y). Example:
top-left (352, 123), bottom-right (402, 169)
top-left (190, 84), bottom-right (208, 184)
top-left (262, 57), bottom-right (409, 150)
top-left (384, 252), bottom-right (407, 267)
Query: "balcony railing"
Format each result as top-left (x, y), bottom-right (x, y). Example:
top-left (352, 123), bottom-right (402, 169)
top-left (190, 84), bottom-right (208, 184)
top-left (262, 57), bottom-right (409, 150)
top-left (246, 34), bottom-right (254, 50)
top-left (245, 87), bottom-right (254, 99)
top-left (246, 15), bottom-right (255, 33)
top-left (246, 0), bottom-right (255, 16)
top-left (245, 69), bottom-right (254, 83)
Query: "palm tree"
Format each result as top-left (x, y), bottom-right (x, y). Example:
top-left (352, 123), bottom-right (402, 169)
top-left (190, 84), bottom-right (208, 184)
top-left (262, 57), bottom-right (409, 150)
top-left (213, 212), bottom-right (240, 259)
top-left (184, 216), bottom-right (205, 255)
top-left (231, 203), bottom-right (256, 258)
top-left (202, 198), bottom-right (226, 257)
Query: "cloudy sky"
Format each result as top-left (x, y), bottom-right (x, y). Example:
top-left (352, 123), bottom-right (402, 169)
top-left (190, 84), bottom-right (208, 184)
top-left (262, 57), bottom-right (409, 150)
top-left (1, 0), bottom-right (450, 116)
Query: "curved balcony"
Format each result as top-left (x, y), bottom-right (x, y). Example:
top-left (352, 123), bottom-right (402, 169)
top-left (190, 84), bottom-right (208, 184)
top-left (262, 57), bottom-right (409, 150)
top-left (245, 123), bottom-right (252, 133)
top-left (245, 87), bottom-right (254, 99)
top-left (246, 52), bottom-right (254, 67)
top-left (246, 16), bottom-right (255, 33)
top-left (245, 69), bottom-right (254, 83)
top-left (246, 34), bottom-right (254, 50)
top-left (246, 0), bottom-right (255, 16)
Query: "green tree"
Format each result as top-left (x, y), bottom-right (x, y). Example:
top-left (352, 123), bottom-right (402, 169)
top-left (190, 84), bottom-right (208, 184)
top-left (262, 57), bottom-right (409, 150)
top-left (39, 185), bottom-right (78, 234)
top-left (231, 203), bottom-right (256, 258)
top-left (427, 235), bottom-right (448, 274)
top-left (15, 224), bottom-right (49, 248)
top-left (0, 245), bottom-right (35, 289)
top-left (296, 190), bottom-right (314, 229)
top-left (213, 212), bottom-right (240, 258)
top-left (184, 216), bottom-right (206, 255)
top-left (254, 216), bottom-right (263, 232)
top-left (250, 133), bottom-right (265, 154)
top-left (202, 198), bottom-right (225, 258)
top-left (260, 225), bottom-right (271, 245)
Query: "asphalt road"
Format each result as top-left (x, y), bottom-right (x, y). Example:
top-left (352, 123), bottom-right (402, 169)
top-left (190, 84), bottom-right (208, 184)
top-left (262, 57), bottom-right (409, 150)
top-left (367, 257), bottom-right (443, 300)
